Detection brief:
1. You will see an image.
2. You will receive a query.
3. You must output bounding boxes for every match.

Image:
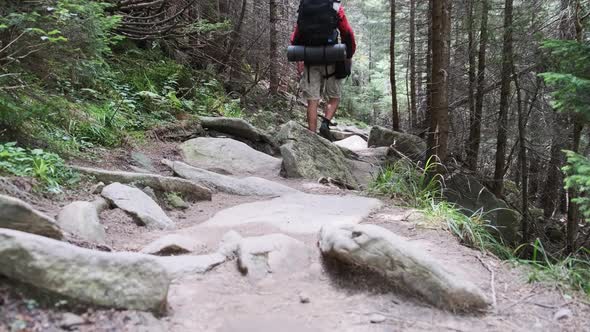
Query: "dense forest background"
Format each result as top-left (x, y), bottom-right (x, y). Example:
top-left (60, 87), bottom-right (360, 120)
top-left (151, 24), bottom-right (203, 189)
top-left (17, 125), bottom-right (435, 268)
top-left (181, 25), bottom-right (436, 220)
top-left (1, 0), bottom-right (590, 289)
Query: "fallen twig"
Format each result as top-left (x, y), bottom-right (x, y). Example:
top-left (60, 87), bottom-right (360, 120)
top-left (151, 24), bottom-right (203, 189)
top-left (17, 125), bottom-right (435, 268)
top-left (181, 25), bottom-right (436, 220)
top-left (477, 254), bottom-right (497, 308)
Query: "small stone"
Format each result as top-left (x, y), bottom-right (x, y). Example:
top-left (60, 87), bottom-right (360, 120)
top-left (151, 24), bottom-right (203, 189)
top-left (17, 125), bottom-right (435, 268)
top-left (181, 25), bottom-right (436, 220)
top-left (59, 313), bottom-right (85, 329)
top-left (554, 308), bottom-right (573, 321)
top-left (369, 314), bottom-right (386, 324)
top-left (91, 182), bottom-right (105, 194)
top-left (299, 292), bottom-right (310, 304)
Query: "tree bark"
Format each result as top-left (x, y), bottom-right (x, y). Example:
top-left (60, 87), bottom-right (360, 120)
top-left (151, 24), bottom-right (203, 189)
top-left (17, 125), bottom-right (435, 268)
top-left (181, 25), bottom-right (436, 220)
top-left (422, 0), bottom-right (433, 139)
top-left (269, 0), bottom-right (279, 93)
top-left (409, 0), bottom-right (417, 130)
top-left (224, 0), bottom-right (247, 71)
top-left (427, 0), bottom-right (450, 163)
top-left (466, 0), bottom-right (488, 171)
top-left (492, 0), bottom-right (514, 196)
top-left (513, 67), bottom-right (529, 243)
top-left (390, 0), bottom-right (400, 131)
top-left (542, 112), bottom-right (567, 218)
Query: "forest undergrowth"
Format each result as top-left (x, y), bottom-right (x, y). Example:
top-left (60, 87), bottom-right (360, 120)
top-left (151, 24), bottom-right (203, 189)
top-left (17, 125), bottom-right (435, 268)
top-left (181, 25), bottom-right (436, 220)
top-left (368, 160), bottom-right (590, 297)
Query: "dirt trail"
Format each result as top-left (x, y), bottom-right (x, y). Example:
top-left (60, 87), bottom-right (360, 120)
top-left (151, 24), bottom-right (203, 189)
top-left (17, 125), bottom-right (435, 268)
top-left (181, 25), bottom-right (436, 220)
top-left (4, 138), bottom-right (589, 332)
top-left (80, 139), bottom-right (588, 332)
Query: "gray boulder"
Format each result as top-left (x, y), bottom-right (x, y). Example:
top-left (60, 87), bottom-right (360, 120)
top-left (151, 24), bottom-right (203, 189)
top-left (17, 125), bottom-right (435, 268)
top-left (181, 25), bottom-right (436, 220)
top-left (162, 159), bottom-right (298, 196)
top-left (319, 224), bottom-right (489, 312)
top-left (339, 147), bottom-right (399, 187)
top-left (180, 137), bottom-right (281, 176)
top-left (444, 172), bottom-right (520, 244)
top-left (56, 199), bottom-right (109, 244)
top-left (237, 234), bottom-right (310, 279)
top-left (72, 166), bottom-right (211, 202)
top-left (101, 183), bottom-right (175, 230)
top-left (0, 194), bottom-right (62, 239)
top-left (199, 116), bottom-right (278, 154)
top-left (141, 234), bottom-right (205, 256)
top-left (367, 126), bottom-right (427, 160)
top-left (331, 130), bottom-right (356, 141)
top-left (130, 151), bottom-right (157, 173)
top-left (155, 253), bottom-right (226, 279)
top-left (334, 135), bottom-right (368, 151)
top-left (334, 124), bottom-right (370, 140)
top-left (277, 121), bottom-right (358, 188)
top-left (0, 229), bottom-right (170, 313)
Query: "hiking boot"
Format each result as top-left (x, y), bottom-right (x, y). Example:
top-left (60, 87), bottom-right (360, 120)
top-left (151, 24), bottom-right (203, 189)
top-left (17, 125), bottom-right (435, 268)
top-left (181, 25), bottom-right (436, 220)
top-left (319, 118), bottom-right (335, 142)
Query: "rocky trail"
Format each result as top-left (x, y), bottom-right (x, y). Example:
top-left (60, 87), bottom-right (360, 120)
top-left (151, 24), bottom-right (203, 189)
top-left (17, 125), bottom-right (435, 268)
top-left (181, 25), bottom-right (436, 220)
top-left (1, 118), bottom-right (589, 332)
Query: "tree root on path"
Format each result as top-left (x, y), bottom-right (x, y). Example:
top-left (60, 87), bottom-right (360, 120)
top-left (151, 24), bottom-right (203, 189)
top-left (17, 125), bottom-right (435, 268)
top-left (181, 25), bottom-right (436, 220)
top-left (476, 254), bottom-right (497, 308)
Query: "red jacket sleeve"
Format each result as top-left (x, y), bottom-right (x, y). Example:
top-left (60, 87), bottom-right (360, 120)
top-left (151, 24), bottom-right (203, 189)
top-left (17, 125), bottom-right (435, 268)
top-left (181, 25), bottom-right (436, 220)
top-left (290, 25), bottom-right (300, 45)
top-left (338, 7), bottom-right (356, 58)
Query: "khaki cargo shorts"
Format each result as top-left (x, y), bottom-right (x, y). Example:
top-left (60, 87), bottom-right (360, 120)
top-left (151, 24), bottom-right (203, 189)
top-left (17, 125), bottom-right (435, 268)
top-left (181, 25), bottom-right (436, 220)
top-left (300, 64), bottom-right (343, 100)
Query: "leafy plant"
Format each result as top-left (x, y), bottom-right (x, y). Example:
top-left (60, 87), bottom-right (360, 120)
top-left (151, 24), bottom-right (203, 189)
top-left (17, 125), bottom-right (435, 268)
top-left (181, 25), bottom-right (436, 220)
top-left (0, 142), bottom-right (77, 192)
top-left (368, 158), bottom-right (511, 259)
top-left (563, 151), bottom-right (590, 219)
top-left (517, 240), bottom-right (590, 295)
top-left (367, 157), bottom-right (442, 208)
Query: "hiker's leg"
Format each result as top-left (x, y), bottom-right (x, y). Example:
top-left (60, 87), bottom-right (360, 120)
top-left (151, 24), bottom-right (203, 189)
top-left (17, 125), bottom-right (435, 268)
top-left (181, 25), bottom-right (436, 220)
top-left (325, 97), bottom-right (340, 121)
top-left (301, 65), bottom-right (322, 131)
top-left (307, 99), bottom-right (319, 132)
top-left (325, 71), bottom-right (344, 121)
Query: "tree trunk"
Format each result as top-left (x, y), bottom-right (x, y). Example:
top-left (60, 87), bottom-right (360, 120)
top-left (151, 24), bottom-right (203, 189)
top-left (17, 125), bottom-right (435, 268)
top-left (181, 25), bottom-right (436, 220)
top-left (466, 0), bottom-right (488, 171)
top-left (492, 0), bottom-right (514, 196)
top-left (542, 113), bottom-right (567, 218)
top-left (427, 0), bottom-right (450, 163)
top-left (224, 0), bottom-right (247, 71)
top-left (269, 0), bottom-right (279, 93)
top-left (409, 0), bottom-right (417, 130)
top-left (390, 0), bottom-right (400, 131)
top-left (514, 67), bottom-right (529, 243)
top-left (422, 0), bottom-right (433, 139)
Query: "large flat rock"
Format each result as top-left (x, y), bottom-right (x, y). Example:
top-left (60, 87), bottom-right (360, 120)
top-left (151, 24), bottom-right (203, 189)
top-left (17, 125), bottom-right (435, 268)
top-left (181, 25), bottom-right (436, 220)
top-left (0, 194), bottom-right (62, 239)
top-left (0, 229), bottom-right (170, 313)
top-left (162, 159), bottom-right (298, 196)
top-left (180, 137), bottom-right (281, 175)
top-left (319, 224), bottom-right (489, 312)
top-left (237, 233), bottom-right (310, 279)
top-left (101, 183), bottom-right (175, 230)
top-left (201, 193), bottom-right (382, 234)
top-left (155, 253), bottom-right (226, 279)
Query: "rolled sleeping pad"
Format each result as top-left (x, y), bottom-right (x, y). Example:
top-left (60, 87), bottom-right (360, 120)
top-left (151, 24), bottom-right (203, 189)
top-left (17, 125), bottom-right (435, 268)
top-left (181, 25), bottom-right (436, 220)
top-left (287, 44), bottom-right (347, 64)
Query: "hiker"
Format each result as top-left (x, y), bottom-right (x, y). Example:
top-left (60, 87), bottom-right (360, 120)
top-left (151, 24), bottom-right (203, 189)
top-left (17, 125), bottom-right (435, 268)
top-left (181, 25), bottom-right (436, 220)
top-left (290, 0), bottom-right (356, 140)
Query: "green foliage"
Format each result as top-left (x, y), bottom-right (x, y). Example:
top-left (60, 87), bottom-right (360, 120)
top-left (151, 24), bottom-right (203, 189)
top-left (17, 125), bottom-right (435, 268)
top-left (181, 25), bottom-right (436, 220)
top-left (426, 200), bottom-right (513, 259)
top-left (540, 40), bottom-right (590, 115)
top-left (517, 240), bottom-right (590, 295)
top-left (184, 19), bottom-right (231, 35)
top-left (368, 158), bottom-right (511, 259)
top-left (367, 157), bottom-right (442, 207)
top-left (542, 39), bottom-right (590, 222)
top-left (563, 151), bottom-right (590, 219)
top-left (368, 158), bottom-right (590, 295)
top-left (0, 142), bottom-right (77, 192)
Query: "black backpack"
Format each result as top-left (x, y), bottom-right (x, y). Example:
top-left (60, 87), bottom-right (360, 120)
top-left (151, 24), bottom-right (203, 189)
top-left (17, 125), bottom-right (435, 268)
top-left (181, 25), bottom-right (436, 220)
top-left (297, 0), bottom-right (340, 46)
